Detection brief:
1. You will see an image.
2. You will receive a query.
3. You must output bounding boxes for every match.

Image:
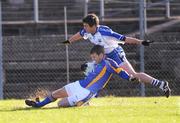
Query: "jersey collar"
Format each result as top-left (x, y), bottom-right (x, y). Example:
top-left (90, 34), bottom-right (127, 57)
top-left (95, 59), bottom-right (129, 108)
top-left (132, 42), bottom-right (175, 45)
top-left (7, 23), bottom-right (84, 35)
top-left (91, 26), bottom-right (99, 35)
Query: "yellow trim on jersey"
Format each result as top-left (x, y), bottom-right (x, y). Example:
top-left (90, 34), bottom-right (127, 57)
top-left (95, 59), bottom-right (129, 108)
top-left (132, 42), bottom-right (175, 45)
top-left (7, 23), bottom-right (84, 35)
top-left (102, 73), bottom-right (113, 88)
top-left (109, 64), bottom-right (123, 73)
top-left (86, 66), bottom-right (107, 88)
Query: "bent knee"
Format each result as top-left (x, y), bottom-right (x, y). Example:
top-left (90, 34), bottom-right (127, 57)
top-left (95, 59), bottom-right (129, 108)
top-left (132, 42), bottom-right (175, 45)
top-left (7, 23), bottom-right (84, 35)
top-left (57, 98), bottom-right (71, 107)
top-left (129, 71), bottom-right (137, 77)
top-left (133, 72), bottom-right (145, 78)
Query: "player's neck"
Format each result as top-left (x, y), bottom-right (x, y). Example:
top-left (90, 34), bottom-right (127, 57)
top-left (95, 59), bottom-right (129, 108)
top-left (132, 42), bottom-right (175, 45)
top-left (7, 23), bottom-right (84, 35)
top-left (91, 27), bottom-right (98, 35)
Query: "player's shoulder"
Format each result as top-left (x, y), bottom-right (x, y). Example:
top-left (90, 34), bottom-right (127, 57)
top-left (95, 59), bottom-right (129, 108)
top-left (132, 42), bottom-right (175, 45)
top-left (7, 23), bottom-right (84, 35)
top-left (105, 58), bottom-right (119, 68)
top-left (99, 25), bottom-right (111, 30)
top-left (96, 60), bottom-right (106, 68)
top-left (79, 28), bottom-right (87, 36)
top-left (98, 25), bottom-right (112, 32)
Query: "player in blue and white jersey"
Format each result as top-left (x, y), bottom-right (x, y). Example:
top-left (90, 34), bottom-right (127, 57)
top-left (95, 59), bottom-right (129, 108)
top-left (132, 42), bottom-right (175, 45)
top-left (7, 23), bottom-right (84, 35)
top-left (62, 13), bottom-right (171, 98)
top-left (25, 45), bottom-right (136, 108)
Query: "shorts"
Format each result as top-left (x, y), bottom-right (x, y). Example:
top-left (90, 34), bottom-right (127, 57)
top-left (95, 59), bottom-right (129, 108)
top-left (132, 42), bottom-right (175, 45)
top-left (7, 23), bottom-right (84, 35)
top-left (64, 81), bottom-right (94, 106)
top-left (106, 46), bottom-right (127, 65)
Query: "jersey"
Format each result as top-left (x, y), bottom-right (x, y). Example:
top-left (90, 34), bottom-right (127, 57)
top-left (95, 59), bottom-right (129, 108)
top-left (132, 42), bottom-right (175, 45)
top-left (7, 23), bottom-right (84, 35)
top-left (79, 25), bottom-right (126, 54)
top-left (79, 58), bottom-right (130, 94)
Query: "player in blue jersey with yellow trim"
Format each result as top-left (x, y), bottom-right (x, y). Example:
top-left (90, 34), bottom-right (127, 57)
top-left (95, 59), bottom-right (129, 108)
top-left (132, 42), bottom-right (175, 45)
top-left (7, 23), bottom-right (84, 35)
top-left (25, 45), bottom-right (136, 107)
top-left (62, 13), bottom-right (171, 98)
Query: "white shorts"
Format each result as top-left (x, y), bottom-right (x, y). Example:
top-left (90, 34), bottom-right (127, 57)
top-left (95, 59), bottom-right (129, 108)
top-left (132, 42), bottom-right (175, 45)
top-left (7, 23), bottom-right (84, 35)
top-left (64, 81), bottom-right (94, 106)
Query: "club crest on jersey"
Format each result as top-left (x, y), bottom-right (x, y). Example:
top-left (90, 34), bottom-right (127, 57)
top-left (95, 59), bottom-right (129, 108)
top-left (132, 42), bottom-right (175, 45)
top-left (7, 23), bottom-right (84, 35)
top-left (89, 37), bottom-right (92, 40)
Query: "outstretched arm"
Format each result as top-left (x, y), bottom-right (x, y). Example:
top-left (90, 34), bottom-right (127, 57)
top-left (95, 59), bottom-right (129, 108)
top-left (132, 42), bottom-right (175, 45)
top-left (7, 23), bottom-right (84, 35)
top-left (62, 32), bottom-right (83, 44)
top-left (69, 32), bottom-right (83, 43)
top-left (124, 37), bottom-right (153, 46)
top-left (125, 37), bottom-right (142, 45)
top-left (106, 58), bottom-right (137, 81)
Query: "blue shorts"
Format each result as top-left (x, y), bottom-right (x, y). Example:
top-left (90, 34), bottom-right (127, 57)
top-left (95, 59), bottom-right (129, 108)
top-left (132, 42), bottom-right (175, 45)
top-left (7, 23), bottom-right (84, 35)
top-left (106, 47), bottom-right (126, 65)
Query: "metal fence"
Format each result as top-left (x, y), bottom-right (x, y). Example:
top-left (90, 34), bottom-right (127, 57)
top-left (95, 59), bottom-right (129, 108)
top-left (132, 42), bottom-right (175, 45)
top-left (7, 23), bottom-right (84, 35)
top-left (2, 0), bottom-right (180, 22)
top-left (2, 31), bottom-right (180, 99)
top-left (1, 0), bottom-right (180, 99)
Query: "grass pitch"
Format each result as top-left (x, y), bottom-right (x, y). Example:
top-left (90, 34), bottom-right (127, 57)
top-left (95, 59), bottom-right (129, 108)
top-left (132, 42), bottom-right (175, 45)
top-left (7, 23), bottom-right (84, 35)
top-left (0, 96), bottom-right (179, 123)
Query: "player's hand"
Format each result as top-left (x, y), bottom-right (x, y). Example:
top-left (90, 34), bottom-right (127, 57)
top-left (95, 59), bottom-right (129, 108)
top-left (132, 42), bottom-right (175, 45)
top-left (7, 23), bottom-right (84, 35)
top-left (62, 40), bottom-right (70, 44)
top-left (81, 63), bottom-right (88, 72)
top-left (129, 75), bottom-right (139, 82)
top-left (141, 40), bottom-right (154, 46)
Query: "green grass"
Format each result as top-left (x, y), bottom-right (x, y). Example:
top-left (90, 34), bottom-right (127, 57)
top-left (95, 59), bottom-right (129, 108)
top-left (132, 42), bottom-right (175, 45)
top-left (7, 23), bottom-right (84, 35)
top-left (0, 96), bottom-right (179, 123)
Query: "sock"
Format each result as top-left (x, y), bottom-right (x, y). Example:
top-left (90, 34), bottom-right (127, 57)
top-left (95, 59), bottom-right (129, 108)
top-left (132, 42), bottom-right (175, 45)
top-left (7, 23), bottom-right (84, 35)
top-left (36, 94), bottom-right (56, 107)
top-left (151, 79), bottom-right (164, 90)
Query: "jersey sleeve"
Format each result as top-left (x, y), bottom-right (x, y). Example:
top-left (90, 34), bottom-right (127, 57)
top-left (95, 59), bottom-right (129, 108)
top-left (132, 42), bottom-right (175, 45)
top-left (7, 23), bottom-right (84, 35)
top-left (98, 26), bottom-right (126, 41)
top-left (106, 58), bottom-right (123, 74)
top-left (79, 28), bottom-right (89, 39)
top-left (106, 58), bottom-right (130, 80)
top-left (79, 28), bottom-right (86, 36)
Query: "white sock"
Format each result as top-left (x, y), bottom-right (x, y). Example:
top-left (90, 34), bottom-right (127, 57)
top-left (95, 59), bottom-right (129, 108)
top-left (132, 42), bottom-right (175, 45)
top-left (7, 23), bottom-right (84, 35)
top-left (151, 79), bottom-right (164, 90)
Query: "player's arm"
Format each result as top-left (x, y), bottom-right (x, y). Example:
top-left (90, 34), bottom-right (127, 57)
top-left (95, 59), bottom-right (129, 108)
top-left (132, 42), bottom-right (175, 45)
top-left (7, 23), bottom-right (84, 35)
top-left (124, 37), bottom-right (153, 46)
top-left (124, 37), bottom-right (142, 45)
top-left (106, 58), bottom-right (136, 81)
top-left (106, 58), bottom-right (129, 79)
top-left (109, 65), bottom-right (130, 80)
top-left (62, 32), bottom-right (83, 44)
top-left (112, 66), bottom-right (136, 81)
top-left (99, 27), bottom-right (153, 46)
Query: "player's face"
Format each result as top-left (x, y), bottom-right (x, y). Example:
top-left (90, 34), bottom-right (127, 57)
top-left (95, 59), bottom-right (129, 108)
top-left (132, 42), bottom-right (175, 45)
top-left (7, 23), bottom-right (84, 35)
top-left (90, 53), bottom-right (104, 64)
top-left (83, 23), bottom-right (96, 34)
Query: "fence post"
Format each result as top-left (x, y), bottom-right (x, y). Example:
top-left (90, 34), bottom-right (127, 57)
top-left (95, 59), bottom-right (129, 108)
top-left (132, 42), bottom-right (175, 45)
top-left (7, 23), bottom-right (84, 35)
top-left (0, 1), bottom-right (3, 99)
top-left (165, 0), bottom-right (170, 19)
top-left (139, 0), bottom-right (147, 97)
top-left (34, 0), bottom-right (39, 22)
top-left (100, 0), bottom-right (104, 21)
top-left (84, 0), bottom-right (88, 16)
top-left (64, 6), bottom-right (69, 84)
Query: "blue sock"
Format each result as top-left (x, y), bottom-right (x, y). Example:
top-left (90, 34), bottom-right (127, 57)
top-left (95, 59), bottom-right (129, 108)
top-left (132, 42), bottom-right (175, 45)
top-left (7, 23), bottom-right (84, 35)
top-left (36, 97), bottom-right (53, 107)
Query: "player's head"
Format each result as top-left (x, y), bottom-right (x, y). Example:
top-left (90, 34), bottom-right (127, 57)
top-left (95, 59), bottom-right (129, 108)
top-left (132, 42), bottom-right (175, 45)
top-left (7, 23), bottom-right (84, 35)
top-left (80, 45), bottom-right (104, 76)
top-left (83, 13), bottom-right (99, 27)
top-left (90, 45), bottom-right (104, 64)
top-left (82, 13), bottom-right (99, 33)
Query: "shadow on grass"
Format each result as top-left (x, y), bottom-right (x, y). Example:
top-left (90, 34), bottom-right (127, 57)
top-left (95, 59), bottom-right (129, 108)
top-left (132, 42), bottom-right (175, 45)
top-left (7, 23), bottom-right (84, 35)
top-left (0, 106), bottom-right (72, 112)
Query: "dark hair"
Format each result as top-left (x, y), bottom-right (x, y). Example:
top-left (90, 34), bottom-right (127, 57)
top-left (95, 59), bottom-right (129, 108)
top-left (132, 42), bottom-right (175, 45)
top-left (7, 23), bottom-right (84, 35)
top-left (90, 45), bottom-right (104, 55)
top-left (82, 13), bottom-right (99, 27)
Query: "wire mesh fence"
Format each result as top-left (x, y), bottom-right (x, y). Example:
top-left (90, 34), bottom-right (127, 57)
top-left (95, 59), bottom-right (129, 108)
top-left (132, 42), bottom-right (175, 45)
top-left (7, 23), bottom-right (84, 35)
top-left (1, 0), bottom-right (180, 99)
top-left (2, 32), bottom-right (180, 99)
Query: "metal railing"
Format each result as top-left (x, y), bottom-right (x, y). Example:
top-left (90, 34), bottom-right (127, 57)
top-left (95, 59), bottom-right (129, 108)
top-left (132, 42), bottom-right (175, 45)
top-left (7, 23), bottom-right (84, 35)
top-left (1, 0), bottom-right (178, 23)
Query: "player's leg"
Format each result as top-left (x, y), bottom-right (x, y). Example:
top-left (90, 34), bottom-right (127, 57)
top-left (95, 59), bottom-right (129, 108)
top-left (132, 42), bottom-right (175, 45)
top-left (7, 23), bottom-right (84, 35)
top-left (25, 93), bottom-right (56, 107)
top-left (120, 59), bottom-right (171, 97)
top-left (57, 98), bottom-right (71, 107)
top-left (57, 81), bottom-right (94, 107)
top-left (106, 46), bottom-right (171, 97)
top-left (120, 59), bottom-right (154, 83)
top-left (57, 96), bottom-right (84, 107)
top-left (106, 47), bottom-right (154, 83)
top-left (57, 97), bottom-right (89, 107)
top-left (52, 87), bottom-right (68, 98)
top-left (25, 87), bottom-right (68, 107)
top-left (36, 87), bottom-right (68, 107)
